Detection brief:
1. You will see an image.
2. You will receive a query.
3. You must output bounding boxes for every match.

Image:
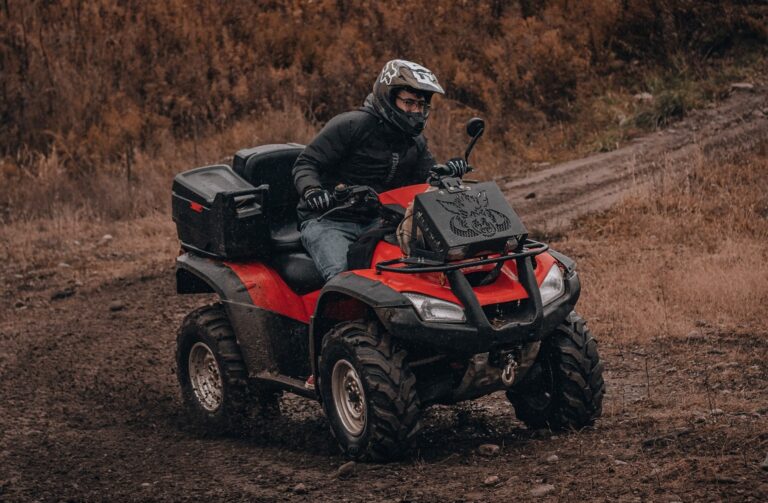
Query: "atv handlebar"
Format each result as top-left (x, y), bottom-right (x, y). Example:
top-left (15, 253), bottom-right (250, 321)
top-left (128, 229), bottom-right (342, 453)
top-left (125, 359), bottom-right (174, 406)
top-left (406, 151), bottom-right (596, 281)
top-left (316, 184), bottom-right (380, 222)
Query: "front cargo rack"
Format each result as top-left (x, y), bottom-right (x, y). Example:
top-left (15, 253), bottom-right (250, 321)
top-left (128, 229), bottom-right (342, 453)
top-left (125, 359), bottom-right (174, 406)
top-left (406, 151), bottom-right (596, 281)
top-left (375, 240), bottom-right (549, 275)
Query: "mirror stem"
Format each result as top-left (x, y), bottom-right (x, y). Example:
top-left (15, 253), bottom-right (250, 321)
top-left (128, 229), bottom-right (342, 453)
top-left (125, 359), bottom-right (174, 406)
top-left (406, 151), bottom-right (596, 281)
top-left (464, 128), bottom-right (484, 162)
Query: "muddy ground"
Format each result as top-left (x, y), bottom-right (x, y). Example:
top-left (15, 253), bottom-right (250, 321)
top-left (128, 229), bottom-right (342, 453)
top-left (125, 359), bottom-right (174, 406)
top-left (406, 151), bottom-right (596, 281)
top-left (1, 87), bottom-right (767, 502)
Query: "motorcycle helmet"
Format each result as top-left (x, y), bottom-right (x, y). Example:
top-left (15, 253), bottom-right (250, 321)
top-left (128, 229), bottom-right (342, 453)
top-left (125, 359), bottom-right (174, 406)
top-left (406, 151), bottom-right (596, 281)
top-left (372, 59), bottom-right (445, 136)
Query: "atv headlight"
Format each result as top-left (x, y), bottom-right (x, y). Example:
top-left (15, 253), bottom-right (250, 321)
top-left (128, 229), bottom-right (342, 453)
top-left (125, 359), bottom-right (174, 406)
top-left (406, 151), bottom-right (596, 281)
top-left (539, 264), bottom-right (565, 306)
top-left (402, 293), bottom-right (466, 323)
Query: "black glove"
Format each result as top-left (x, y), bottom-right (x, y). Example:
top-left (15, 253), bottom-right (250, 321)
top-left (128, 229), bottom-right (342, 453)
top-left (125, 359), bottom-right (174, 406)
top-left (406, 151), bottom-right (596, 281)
top-left (445, 157), bottom-right (471, 177)
top-left (304, 187), bottom-right (333, 212)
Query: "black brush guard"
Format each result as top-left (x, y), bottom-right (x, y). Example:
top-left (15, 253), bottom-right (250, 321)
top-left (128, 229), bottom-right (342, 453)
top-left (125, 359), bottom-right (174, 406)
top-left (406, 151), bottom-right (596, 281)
top-left (374, 240), bottom-right (569, 350)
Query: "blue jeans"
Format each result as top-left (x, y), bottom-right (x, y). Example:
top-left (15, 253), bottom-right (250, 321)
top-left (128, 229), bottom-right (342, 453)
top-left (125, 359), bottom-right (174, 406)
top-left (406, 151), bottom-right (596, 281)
top-left (300, 218), bottom-right (381, 281)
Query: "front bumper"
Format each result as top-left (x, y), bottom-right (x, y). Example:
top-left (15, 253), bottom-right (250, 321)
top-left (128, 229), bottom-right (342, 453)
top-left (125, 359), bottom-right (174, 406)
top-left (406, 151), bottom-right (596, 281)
top-left (377, 267), bottom-right (580, 354)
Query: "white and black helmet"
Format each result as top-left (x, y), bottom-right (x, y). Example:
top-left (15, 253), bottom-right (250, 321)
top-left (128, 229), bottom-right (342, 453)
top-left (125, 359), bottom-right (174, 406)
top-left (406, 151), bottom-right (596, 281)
top-left (372, 59), bottom-right (445, 137)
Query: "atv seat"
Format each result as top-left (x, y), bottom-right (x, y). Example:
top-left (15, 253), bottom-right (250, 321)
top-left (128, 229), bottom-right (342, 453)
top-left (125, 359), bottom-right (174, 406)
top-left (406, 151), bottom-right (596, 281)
top-left (232, 144), bottom-right (325, 294)
top-left (233, 143), bottom-right (305, 252)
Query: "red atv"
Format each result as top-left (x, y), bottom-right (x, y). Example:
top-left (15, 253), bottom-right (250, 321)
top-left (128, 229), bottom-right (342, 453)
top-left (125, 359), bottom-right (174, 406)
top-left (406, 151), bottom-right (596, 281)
top-left (171, 118), bottom-right (605, 461)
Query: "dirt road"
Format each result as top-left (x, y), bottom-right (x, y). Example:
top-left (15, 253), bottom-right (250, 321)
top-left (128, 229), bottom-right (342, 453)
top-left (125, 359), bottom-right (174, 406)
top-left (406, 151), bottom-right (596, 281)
top-left (502, 86), bottom-right (768, 231)
top-left (1, 88), bottom-right (767, 502)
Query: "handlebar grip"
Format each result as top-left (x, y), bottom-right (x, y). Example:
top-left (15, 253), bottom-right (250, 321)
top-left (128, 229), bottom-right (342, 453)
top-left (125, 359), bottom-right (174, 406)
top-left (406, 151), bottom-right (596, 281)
top-left (431, 164), bottom-right (452, 176)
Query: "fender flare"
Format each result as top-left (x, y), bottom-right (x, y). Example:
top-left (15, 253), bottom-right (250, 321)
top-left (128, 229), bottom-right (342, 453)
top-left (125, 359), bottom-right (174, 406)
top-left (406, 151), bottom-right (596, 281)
top-left (309, 273), bottom-right (412, 378)
top-left (176, 253), bottom-right (287, 374)
top-left (175, 253), bottom-right (252, 304)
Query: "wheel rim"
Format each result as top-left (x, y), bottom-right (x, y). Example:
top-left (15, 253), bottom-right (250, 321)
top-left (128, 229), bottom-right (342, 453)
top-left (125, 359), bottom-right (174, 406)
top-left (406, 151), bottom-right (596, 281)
top-left (188, 342), bottom-right (223, 412)
top-left (331, 359), bottom-right (366, 436)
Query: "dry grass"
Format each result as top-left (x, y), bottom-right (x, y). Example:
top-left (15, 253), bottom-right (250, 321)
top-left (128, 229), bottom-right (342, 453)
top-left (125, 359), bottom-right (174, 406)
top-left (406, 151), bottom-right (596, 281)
top-left (0, 104), bottom-right (318, 223)
top-left (0, 97), bottom-right (517, 226)
top-left (556, 144), bottom-right (768, 344)
top-left (6, 1), bottom-right (764, 169)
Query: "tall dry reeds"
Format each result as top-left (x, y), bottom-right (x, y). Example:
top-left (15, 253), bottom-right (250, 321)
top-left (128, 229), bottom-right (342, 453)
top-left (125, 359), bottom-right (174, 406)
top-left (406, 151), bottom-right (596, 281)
top-left (1, 0), bottom-right (765, 222)
top-left (3, 1), bottom-right (765, 165)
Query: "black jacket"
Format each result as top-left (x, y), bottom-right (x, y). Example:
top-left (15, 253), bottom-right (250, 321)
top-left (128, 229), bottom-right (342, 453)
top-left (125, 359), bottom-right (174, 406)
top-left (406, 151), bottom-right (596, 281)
top-left (292, 94), bottom-right (436, 222)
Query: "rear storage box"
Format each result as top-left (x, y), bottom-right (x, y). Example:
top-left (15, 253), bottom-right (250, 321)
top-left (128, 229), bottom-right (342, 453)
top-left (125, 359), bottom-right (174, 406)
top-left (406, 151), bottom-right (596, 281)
top-left (172, 165), bottom-right (269, 260)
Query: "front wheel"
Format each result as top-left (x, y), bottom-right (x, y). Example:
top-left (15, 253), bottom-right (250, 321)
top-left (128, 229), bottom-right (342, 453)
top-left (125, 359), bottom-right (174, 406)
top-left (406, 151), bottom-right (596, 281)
top-left (507, 312), bottom-right (605, 430)
top-left (319, 321), bottom-right (421, 461)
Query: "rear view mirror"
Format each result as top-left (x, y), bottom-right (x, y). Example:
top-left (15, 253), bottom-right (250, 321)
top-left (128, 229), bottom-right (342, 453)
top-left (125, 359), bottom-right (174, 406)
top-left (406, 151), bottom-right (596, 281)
top-left (466, 117), bottom-right (485, 138)
top-left (464, 118), bottom-right (485, 162)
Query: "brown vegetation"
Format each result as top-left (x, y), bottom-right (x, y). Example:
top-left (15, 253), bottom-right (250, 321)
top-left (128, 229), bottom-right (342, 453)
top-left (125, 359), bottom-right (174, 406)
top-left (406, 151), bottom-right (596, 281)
top-left (560, 142), bottom-right (768, 343)
top-left (1, 1), bottom-right (766, 222)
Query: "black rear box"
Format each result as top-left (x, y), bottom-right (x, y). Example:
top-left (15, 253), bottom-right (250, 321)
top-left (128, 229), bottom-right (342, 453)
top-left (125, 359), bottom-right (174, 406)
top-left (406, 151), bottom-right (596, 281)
top-left (172, 165), bottom-right (269, 260)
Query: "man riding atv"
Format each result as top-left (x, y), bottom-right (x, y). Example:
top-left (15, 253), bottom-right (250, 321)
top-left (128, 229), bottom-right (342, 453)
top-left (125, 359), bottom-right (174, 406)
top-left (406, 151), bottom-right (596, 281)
top-left (170, 59), bottom-right (605, 462)
top-left (293, 59), bottom-right (469, 281)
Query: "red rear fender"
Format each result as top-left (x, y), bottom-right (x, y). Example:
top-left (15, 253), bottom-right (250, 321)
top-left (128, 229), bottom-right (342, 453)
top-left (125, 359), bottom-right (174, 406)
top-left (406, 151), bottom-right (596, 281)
top-left (225, 261), bottom-right (311, 323)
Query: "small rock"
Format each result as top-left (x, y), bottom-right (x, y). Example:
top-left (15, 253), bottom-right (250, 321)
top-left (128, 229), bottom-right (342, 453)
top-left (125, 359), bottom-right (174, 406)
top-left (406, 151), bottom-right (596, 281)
top-left (710, 408), bottom-right (725, 416)
top-left (730, 82), bottom-right (754, 92)
top-left (483, 475), bottom-right (500, 486)
top-left (665, 367), bottom-right (677, 374)
top-left (614, 459), bottom-right (629, 466)
top-left (293, 483), bottom-right (308, 494)
top-left (140, 482), bottom-right (151, 488)
top-left (58, 262), bottom-right (71, 268)
top-left (51, 287), bottom-right (75, 300)
top-left (524, 192), bottom-right (536, 199)
top-left (478, 444), bottom-right (500, 457)
top-left (98, 234), bottom-right (114, 246)
top-left (336, 461), bottom-right (356, 478)
top-left (545, 454), bottom-right (559, 464)
top-left (530, 484), bottom-right (556, 497)
top-left (760, 453), bottom-right (768, 471)
top-left (633, 92), bottom-right (654, 102)
top-left (609, 59), bottom-right (625, 71)
top-left (109, 301), bottom-right (126, 312)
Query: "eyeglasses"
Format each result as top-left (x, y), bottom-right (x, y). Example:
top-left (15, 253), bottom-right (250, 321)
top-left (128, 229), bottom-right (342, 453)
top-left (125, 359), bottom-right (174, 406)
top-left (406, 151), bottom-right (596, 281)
top-left (396, 96), bottom-right (431, 113)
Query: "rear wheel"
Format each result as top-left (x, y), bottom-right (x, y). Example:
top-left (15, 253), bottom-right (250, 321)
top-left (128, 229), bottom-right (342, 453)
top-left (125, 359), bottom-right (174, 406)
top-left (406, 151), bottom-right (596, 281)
top-left (319, 321), bottom-right (421, 461)
top-left (507, 312), bottom-right (605, 430)
top-left (176, 304), bottom-right (279, 431)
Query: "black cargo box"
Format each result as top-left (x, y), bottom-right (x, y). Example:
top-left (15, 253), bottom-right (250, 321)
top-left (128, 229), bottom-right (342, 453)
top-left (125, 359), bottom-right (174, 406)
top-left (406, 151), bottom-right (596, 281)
top-left (172, 164), bottom-right (269, 260)
top-left (411, 181), bottom-right (527, 262)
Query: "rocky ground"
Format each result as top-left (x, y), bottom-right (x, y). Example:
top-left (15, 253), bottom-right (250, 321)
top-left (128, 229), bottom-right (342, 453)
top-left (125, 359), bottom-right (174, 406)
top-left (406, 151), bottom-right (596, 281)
top-left (1, 86), bottom-right (767, 502)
